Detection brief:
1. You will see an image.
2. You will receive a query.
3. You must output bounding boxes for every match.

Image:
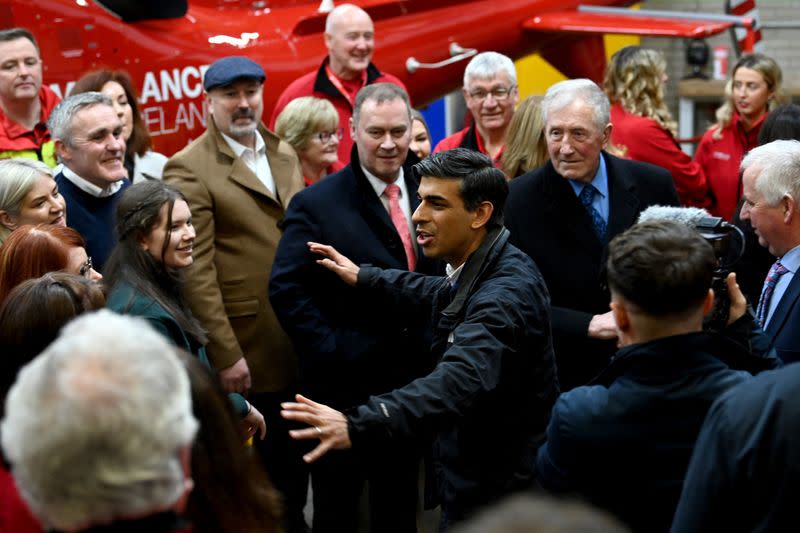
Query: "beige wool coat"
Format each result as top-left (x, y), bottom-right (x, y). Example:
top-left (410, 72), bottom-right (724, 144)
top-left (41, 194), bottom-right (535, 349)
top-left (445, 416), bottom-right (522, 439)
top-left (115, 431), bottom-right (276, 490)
top-left (164, 117), bottom-right (303, 392)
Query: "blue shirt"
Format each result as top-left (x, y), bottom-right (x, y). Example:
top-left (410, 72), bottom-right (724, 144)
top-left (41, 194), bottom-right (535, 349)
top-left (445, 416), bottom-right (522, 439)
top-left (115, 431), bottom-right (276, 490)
top-left (766, 244), bottom-right (800, 328)
top-left (568, 154), bottom-right (609, 223)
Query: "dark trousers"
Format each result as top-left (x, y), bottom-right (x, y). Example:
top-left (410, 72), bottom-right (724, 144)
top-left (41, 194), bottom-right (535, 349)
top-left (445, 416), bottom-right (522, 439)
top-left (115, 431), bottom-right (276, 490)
top-left (310, 446), bottom-right (419, 533)
top-left (249, 389), bottom-right (310, 533)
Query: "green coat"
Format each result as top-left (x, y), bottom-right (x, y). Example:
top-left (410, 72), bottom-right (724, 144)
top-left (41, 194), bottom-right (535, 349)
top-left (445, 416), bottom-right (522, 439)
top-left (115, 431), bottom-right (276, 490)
top-left (107, 282), bottom-right (248, 417)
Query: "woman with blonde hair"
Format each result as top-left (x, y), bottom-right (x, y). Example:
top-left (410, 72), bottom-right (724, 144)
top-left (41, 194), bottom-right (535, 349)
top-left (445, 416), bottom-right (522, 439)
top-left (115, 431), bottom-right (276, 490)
top-left (500, 96), bottom-right (548, 178)
top-left (0, 158), bottom-right (66, 244)
top-left (275, 96), bottom-right (344, 186)
top-left (605, 46), bottom-right (711, 208)
top-left (695, 53), bottom-right (786, 220)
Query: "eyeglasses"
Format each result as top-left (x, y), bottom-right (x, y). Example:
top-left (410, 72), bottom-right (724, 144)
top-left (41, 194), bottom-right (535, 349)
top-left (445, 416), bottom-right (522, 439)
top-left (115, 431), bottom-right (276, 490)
top-left (314, 128), bottom-right (344, 144)
top-left (79, 256), bottom-right (94, 278)
top-left (468, 85), bottom-right (516, 102)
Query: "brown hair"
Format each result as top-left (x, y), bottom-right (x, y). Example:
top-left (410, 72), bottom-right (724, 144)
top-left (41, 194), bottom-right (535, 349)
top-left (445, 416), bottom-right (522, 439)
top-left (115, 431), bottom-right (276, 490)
top-left (0, 224), bottom-right (86, 303)
top-left (0, 272), bottom-right (105, 412)
top-left (180, 352), bottom-right (282, 533)
top-left (71, 69), bottom-right (152, 157)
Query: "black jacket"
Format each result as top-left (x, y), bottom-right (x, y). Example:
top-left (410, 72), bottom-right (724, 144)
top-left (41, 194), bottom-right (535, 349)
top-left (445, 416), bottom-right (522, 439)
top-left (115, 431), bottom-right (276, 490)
top-left (348, 227), bottom-right (559, 520)
top-left (505, 152), bottom-right (680, 389)
top-left (269, 147), bottom-right (438, 408)
top-left (537, 316), bottom-right (779, 533)
top-left (671, 362), bottom-right (800, 533)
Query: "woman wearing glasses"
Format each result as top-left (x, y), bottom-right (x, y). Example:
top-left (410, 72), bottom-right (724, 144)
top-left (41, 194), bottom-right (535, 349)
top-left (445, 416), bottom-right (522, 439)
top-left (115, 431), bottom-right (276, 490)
top-left (0, 224), bottom-right (101, 303)
top-left (0, 158), bottom-right (67, 245)
top-left (604, 46), bottom-right (712, 209)
top-left (105, 180), bottom-right (265, 440)
top-left (275, 96), bottom-right (344, 186)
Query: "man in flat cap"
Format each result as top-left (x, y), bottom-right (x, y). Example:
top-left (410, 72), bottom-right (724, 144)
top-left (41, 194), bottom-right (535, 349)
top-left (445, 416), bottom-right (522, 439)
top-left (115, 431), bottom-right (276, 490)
top-left (163, 56), bottom-right (307, 532)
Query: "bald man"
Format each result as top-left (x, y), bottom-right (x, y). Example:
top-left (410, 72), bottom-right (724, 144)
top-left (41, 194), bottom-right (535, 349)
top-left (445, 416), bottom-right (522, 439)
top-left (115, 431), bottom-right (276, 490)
top-left (269, 3), bottom-right (407, 162)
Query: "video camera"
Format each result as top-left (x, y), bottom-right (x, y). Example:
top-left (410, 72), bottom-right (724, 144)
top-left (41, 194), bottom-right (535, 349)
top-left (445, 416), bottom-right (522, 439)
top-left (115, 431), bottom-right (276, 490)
top-left (637, 206), bottom-right (746, 331)
top-left (695, 216), bottom-right (746, 331)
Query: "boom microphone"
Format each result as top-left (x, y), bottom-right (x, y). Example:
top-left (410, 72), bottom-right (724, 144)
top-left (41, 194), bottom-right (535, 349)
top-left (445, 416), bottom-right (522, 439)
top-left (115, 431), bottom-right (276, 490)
top-left (637, 205), bottom-right (712, 227)
top-left (636, 205), bottom-right (746, 332)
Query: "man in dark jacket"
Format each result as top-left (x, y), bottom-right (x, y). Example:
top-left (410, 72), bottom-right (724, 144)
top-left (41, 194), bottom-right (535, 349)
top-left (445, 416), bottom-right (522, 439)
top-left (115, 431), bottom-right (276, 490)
top-left (671, 363), bottom-right (800, 533)
top-left (536, 220), bottom-right (780, 532)
top-left (269, 82), bottom-right (437, 532)
top-left (281, 148), bottom-right (559, 527)
top-left (505, 78), bottom-right (680, 390)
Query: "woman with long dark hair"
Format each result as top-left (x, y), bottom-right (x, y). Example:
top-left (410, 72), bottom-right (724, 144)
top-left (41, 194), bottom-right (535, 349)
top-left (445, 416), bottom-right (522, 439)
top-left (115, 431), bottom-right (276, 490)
top-left (105, 180), bottom-right (265, 438)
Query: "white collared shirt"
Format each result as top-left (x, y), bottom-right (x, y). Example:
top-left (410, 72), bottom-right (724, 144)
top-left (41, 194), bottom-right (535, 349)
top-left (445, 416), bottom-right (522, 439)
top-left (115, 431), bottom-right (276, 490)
top-left (221, 130), bottom-right (275, 196)
top-left (362, 166), bottom-right (414, 239)
top-left (60, 166), bottom-right (124, 198)
top-left (446, 263), bottom-right (465, 287)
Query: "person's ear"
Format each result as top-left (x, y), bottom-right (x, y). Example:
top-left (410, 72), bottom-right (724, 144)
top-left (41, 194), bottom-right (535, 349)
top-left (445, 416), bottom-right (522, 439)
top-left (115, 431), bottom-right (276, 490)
top-left (702, 288), bottom-right (715, 316)
top-left (610, 299), bottom-right (629, 332)
top-left (470, 201), bottom-right (493, 229)
top-left (172, 445), bottom-right (194, 514)
top-left (0, 210), bottom-right (17, 231)
top-left (601, 123), bottom-right (613, 149)
top-left (54, 139), bottom-right (69, 163)
top-left (783, 194), bottom-right (795, 224)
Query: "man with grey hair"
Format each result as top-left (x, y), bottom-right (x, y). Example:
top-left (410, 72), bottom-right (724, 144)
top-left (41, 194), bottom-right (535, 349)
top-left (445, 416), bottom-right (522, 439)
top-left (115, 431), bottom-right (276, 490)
top-left (739, 139), bottom-right (800, 363)
top-left (434, 51), bottom-right (519, 164)
top-left (269, 3), bottom-right (407, 163)
top-left (270, 82), bottom-right (438, 532)
top-left (1, 310), bottom-right (197, 532)
top-left (50, 91), bottom-right (128, 271)
top-left (504, 78), bottom-right (679, 390)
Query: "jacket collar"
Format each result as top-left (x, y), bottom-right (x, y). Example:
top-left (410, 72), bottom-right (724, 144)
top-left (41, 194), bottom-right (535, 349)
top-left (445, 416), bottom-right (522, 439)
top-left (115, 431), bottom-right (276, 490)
top-left (207, 116), bottom-right (295, 207)
top-left (442, 225), bottom-right (508, 318)
top-left (591, 330), bottom-right (769, 386)
top-left (312, 57), bottom-right (384, 103)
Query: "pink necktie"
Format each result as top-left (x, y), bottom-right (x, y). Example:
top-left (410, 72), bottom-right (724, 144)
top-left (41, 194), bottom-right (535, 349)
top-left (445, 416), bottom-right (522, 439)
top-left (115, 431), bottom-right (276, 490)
top-left (384, 183), bottom-right (416, 271)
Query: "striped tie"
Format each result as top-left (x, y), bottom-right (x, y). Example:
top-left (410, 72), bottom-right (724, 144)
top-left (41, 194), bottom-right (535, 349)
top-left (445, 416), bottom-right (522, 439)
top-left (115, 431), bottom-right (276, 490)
top-left (757, 260), bottom-right (789, 327)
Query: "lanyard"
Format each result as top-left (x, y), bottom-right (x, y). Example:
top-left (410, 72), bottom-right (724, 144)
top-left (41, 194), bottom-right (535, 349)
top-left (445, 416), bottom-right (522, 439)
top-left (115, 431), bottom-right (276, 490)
top-left (325, 64), bottom-right (368, 108)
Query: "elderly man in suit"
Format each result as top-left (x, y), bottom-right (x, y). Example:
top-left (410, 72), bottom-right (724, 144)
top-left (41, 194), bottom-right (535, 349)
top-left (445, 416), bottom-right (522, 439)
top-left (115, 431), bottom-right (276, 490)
top-left (739, 139), bottom-right (800, 364)
top-left (269, 82), bottom-right (437, 532)
top-left (504, 79), bottom-right (680, 390)
top-left (162, 56), bottom-right (306, 532)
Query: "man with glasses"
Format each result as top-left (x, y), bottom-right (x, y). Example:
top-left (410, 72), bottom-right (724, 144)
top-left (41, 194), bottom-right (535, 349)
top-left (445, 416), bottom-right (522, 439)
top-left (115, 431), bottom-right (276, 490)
top-left (0, 28), bottom-right (60, 167)
top-left (163, 56), bottom-right (308, 532)
top-left (434, 51), bottom-right (519, 165)
top-left (270, 83), bottom-right (439, 532)
top-left (269, 3), bottom-right (407, 164)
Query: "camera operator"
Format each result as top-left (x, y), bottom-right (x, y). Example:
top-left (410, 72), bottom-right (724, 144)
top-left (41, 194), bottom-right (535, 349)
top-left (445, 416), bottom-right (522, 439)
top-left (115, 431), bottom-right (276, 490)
top-left (536, 220), bottom-right (779, 533)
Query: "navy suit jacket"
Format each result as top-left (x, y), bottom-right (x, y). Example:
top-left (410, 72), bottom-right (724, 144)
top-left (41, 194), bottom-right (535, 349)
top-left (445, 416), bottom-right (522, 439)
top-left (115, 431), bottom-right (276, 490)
top-left (269, 150), bottom-right (439, 408)
top-left (766, 273), bottom-right (800, 363)
top-left (505, 152), bottom-right (680, 389)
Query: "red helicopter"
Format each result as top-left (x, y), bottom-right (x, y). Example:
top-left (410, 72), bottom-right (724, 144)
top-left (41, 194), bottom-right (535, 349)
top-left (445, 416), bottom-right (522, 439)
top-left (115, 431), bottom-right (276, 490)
top-left (0, 0), bottom-right (760, 155)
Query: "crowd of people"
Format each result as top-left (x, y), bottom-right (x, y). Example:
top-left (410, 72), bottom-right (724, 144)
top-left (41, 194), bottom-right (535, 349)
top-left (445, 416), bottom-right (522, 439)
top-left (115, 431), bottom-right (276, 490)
top-left (2, 4), bottom-right (800, 532)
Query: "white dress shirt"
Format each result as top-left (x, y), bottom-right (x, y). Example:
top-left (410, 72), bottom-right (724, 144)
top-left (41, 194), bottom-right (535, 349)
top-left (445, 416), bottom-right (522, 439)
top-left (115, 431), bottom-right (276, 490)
top-left (60, 166), bottom-right (124, 198)
top-left (221, 130), bottom-right (275, 196)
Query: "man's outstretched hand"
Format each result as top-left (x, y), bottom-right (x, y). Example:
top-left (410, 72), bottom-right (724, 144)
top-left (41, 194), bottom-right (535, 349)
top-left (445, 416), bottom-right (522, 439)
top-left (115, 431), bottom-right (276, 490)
top-left (308, 242), bottom-right (359, 286)
top-left (281, 394), bottom-right (352, 463)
